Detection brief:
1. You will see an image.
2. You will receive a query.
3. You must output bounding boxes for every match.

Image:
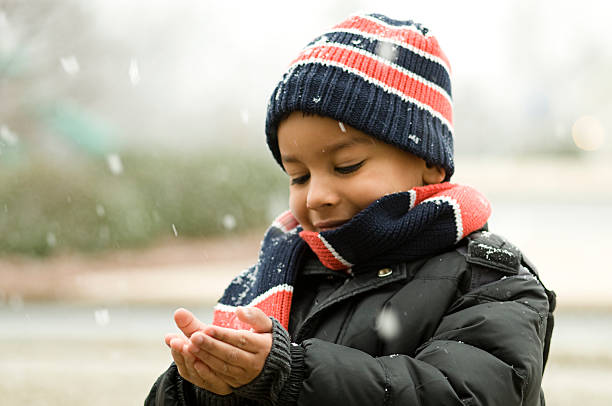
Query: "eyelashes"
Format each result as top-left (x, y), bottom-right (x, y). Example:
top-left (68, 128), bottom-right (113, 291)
top-left (291, 174), bottom-right (310, 185)
top-left (335, 160), bottom-right (365, 174)
top-left (290, 160), bottom-right (366, 185)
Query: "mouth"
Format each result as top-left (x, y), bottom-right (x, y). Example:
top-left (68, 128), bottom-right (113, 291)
top-left (313, 219), bottom-right (349, 232)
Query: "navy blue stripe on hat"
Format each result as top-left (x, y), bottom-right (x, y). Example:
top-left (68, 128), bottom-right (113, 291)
top-left (367, 13), bottom-right (431, 36)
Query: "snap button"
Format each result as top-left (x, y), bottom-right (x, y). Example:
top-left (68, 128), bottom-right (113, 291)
top-left (377, 268), bottom-right (392, 277)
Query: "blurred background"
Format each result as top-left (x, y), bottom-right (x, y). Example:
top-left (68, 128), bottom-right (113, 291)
top-left (1, 0), bottom-right (611, 404)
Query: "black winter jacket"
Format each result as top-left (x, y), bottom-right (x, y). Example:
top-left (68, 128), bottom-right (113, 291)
top-left (146, 231), bottom-right (555, 405)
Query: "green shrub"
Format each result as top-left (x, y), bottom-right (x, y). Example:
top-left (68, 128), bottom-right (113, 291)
top-left (0, 150), bottom-right (288, 256)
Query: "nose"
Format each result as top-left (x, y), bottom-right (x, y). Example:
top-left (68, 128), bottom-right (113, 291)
top-left (306, 174), bottom-right (340, 209)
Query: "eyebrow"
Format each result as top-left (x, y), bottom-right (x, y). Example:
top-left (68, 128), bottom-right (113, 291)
top-left (281, 135), bottom-right (372, 164)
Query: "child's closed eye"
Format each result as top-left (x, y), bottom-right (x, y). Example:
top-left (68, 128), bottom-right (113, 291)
top-left (335, 160), bottom-right (365, 174)
top-left (289, 160), bottom-right (365, 184)
top-left (290, 174), bottom-right (310, 185)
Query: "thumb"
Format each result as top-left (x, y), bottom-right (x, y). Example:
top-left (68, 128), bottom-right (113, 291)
top-left (236, 307), bottom-right (272, 333)
top-left (174, 308), bottom-right (206, 338)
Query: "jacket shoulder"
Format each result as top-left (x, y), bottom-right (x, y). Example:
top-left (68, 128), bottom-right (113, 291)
top-left (450, 230), bottom-right (535, 293)
top-left (462, 230), bottom-right (523, 275)
top-left (409, 231), bottom-right (524, 285)
top-left (460, 230), bottom-right (556, 312)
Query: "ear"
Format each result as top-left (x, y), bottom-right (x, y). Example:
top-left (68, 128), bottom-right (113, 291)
top-left (423, 163), bottom-right (446, 185)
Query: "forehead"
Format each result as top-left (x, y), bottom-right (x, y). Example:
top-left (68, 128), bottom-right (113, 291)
top-left (277, 112), bottom-right (375, 152)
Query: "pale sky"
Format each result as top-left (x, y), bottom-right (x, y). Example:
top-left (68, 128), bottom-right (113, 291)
top-left (13, 0), bottom-right (611, 154)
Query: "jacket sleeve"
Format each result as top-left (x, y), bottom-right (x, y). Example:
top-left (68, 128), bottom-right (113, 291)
top-left (279, 267), bottom-right (550, 406)
top-left (145, 363), bottom-right (191, 406)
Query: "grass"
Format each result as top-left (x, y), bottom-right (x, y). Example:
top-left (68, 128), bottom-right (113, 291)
top-left (0, 149), bottom-right (288, 257)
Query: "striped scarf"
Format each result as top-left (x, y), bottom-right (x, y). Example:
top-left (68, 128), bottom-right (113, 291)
top-left (213, 183), bottom-right (491, 330)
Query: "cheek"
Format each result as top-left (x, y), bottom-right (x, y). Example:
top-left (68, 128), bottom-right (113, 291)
top-left (370, 164), bottom-right (423, 192)
top-left (349, 171), bottom-right (421, 208)
top-left (343, 177), bottom-right (389, 209)
top-left (288, 189), bottom-right (308, 223)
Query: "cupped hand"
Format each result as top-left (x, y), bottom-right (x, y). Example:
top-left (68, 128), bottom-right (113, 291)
top-left (165, 308), bottom-right (234, 395)
top-left (186, 307), bottom-right (273, 388)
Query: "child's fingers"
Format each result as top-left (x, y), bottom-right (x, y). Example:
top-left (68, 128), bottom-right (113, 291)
top-left (193, 361), bottom-right (240, 390)
top-left (174, 308), bottom-right (207, 338)
top-left (196, 327), bottom-right (263, 354)
top-left (168, 337), bottom-right (187, 354)
top-left (187, 339), bottom-right (247, 376)
top-left (170, 346), bottom-right (189, 379)
top-left (188, 336), bottom-right (268, 388)
top-left (236, 307), bottom-right (273, 333)
top-left (169, 337), bottom-right (233, 395)
top-left (182, 345), bottom-right (206, 384)
top-left (189, 330), bottom-right (252, 367)
top-left (188, 356), bottom-right (236, 394)
top-left (197, 362), bottom-right (242, 388)
top-left (165, 333), bottom-right (182, 347)
top-left (169, 336), bottom-right (188, 351)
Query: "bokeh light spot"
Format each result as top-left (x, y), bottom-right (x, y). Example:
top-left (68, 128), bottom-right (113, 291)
top-left (572, 115), bottom-right (605, 151)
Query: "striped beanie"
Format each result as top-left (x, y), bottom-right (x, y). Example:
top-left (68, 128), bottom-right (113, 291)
top-left (265, 13), bottom-right (454, 180)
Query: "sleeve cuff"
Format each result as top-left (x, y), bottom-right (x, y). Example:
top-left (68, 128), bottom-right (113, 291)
top-left (276, 343), bottom-right (306, 405)
top-left (193, 386), bottom-right (242, 406)
top-left (234, 317), bottom-right (292, 403)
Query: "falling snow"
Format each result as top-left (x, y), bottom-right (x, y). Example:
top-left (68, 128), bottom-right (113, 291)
top-left (375, 41), bottom-right (399, 63)
top-left (338, 121), bottom-right (346, 133)
top-left (94, 308), bottom-right (110, 326)
top-left (0, 124), bottom-right (19, 146)
top-left (129, 58), bottom-right (140, 85)
top-left (171, 223), bottom-right (178, 237)
top-left (223, 214), bottom-right (236, 230)
top-left (240, 109), bottom-right (249, 124)
top-left (376, 307), bottom-right (400, 341)
top-left (106, 154), bottom-right (123, 175)
top-left (408, 134), bottom-right (420, 144)
top-left (46, 232), bottom-right (57, 247)
top-left (312, 96), bottom-right (321, 104)
top-left (60, 55), bottom-right (80, 75)
top-left (96, 204), bottom-right (106, 217)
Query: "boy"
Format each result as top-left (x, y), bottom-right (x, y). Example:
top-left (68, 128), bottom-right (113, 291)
top-left (147, 13), bottom-right (555, 405)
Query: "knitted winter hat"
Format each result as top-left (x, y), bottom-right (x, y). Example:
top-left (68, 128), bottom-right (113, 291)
top-left (265, 13), bottom-right (454, 180)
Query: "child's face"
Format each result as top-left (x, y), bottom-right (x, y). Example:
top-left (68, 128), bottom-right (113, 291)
top-left (278, 112), bottom-right (445, 232)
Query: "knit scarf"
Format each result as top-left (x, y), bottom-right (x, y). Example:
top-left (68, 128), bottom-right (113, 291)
top-left (213, 183), bottom-right (491, 330)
